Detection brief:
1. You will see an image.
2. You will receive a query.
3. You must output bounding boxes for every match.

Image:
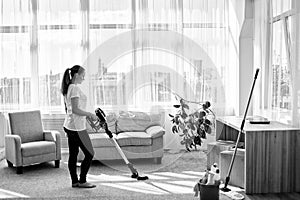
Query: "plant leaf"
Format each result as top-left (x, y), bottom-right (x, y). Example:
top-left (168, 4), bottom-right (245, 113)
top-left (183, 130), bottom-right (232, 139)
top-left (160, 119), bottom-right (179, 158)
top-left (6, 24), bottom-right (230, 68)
top-left (181, 111), bottom-right (188, 119)
top-left (199, 111), bottom-right (206, 118)
top-left (205, 101), bottom-right (211, 108)
top-left (172, 125), bottom-right (178, 133)
top-left (173, 105), bottom-right (181, 108)
top-left (182, 103), bottom-right (189, 109)
top-left (169, 114), bottom-right (174, 118)
top-left (175, 116), bottom-right (180, 124)
top-left (206, 126), bottom-right (212, 134)
top-left (190, 124), bottom-right (196, 131)
top-left (179, 132), bottom-right (186, 137)
top-left (204, 119), bottom-right (211, 125)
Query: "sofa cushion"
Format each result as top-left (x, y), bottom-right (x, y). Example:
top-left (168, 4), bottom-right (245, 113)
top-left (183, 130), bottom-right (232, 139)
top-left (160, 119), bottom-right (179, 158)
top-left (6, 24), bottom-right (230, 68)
top-left (21, 141), bottom-right (56, 157)
top-left (116, 132), bottom-right (152, 146)
top-left (116, 111), bottom-right (163, 133)
top-left (89, 133), bottom-right (116, 147)
top-left (145, 125), bottom-right (165, 138)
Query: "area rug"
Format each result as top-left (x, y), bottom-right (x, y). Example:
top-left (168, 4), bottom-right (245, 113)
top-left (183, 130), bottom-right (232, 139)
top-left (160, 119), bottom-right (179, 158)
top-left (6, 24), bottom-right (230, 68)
top-left (0, 149), bottom-right (236, 199)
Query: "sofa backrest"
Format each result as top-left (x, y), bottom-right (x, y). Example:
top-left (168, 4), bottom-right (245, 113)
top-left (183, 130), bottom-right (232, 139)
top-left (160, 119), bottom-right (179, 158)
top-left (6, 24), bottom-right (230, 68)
top-left (8, 110), bottom-right (44, 143)
top-left (116, 111), bottom-right (164, 133)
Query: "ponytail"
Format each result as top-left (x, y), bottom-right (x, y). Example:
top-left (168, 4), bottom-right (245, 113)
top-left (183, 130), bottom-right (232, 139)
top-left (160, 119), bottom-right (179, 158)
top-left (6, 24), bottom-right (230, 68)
top-left (61, 68), bottom-right (71, 96)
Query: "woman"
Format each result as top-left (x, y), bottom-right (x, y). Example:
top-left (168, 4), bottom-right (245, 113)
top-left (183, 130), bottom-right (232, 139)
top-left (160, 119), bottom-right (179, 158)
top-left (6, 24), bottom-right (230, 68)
top-left (61, 65), bottom-right (97, 188)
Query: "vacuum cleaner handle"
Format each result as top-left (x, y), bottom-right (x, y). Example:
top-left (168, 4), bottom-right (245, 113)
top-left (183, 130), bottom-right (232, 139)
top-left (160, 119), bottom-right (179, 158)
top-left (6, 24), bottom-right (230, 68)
top-left (111, 137), bottom-right (130, 165)
top-left (95, 108), bottom-right (113, 138)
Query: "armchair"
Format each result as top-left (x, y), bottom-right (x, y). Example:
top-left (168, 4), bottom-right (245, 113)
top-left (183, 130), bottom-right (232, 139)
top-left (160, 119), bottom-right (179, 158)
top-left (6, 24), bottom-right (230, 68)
top-left (5, 110), bottom-right (61, 174)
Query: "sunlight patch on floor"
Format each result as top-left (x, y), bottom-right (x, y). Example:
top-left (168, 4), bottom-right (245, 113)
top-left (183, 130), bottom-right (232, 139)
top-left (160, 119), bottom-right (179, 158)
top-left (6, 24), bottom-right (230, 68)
top-left (152, 171), bottom-right (199, 179)
top-left (86, 171), bottom-right (207, 195)
top-left (101, 182), bottom-right (169, 195)
top-left (87, 174), bottom-right (134, 182)
top-left (0, 188), bottom-right (29, 199)
top-left (150, 182), bottom-right (193, 194)
top-left (167, 180), bottom-right (197, 187)
top-left (182, 171), bottom-right (206, 177)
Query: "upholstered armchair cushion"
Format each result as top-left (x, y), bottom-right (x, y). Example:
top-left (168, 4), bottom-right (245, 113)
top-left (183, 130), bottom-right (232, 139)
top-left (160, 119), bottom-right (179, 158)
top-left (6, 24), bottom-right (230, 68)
top-left (9, 111), bottom-right (44, 143)
top-left (21, 141), bottom-right (56, 157)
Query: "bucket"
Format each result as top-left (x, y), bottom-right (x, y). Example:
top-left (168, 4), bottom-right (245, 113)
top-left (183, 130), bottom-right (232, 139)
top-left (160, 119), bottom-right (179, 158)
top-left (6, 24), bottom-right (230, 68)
top-left (199, 183), bottom-right (219, 200)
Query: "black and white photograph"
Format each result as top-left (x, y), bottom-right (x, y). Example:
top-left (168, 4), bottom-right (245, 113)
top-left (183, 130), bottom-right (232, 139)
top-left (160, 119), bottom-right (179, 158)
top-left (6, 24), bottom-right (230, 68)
top-left (0, 0), bottom-right (299, 199)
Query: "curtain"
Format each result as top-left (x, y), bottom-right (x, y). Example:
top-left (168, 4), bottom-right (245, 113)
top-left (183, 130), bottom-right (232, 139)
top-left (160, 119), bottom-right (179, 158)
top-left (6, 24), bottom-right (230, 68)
top-left (0, 0), bottom-right (31, 110)
top-left (253, 0), bottom-right (271, 114)
top-left (0, 0), bottom-right (241, 118)
top-left (289, 2), bottom-right (300, 127)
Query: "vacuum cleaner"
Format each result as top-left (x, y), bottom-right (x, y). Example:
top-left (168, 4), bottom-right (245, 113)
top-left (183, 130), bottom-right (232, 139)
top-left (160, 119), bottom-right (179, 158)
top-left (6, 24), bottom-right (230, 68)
top-left (221, 68), bottom-right (259, 192)
top-left (87, 108), bottom-right (149, 181)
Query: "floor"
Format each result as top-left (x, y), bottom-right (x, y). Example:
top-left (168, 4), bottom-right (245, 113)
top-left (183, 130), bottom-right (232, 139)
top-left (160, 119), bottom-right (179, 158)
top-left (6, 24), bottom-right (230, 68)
top-left (0, 149), bottom-right (234, 199)
top-left (0, 149), bottom-right (299, 200)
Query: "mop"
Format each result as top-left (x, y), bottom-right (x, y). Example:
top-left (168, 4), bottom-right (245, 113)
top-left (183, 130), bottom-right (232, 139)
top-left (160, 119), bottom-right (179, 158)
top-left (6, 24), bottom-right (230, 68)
top-left (221, 68), bottom-right (259, 194)
top-left (87, 108), bottom-right (149, 181)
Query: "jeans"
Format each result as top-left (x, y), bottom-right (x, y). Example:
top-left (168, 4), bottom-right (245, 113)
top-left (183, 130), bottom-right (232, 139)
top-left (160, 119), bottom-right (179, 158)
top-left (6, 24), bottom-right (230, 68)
top-left (64, 127), bottom-right (94, 184)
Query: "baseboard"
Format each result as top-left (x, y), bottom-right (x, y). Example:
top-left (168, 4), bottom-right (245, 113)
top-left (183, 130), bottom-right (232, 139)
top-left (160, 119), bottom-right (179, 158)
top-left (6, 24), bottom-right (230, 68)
top-left (0, 147), bottom-right (5, 161)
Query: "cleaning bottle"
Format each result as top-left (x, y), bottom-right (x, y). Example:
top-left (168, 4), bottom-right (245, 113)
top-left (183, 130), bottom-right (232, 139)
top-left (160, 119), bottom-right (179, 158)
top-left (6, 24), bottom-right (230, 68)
top-left (213, 168), bottom-right (221, 185)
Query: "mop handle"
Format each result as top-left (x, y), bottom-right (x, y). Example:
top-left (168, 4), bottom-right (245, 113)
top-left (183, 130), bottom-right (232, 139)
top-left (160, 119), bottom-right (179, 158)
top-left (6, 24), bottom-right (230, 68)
top-left (225, 68), bottom-right (259, 180)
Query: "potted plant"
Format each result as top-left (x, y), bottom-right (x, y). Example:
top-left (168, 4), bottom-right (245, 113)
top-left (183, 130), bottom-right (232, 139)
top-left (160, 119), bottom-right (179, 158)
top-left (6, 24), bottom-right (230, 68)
top-left (169, 95), bottom-right (215, 151)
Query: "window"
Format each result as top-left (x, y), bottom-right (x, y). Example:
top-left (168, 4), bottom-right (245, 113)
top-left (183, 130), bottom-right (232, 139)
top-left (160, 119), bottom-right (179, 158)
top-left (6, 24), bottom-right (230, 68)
top-left (271, 20), bottom-right (292, 109)
top-left (270, 0), bottom-right (293, 123)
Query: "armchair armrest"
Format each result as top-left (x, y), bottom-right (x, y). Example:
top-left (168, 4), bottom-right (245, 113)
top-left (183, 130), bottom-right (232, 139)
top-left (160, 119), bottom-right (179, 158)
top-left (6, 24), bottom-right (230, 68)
top-left (44, 130), bottom-right (61, 160)
top-left (5, 135), bottom-right (22, 166)
top-left (145, 125), bottom-right (165, 138)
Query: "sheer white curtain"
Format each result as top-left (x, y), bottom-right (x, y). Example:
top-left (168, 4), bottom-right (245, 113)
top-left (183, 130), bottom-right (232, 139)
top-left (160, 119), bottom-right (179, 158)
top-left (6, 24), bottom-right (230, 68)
top-left (0, 0), bottom-right (82, 113)
top-left (289, 0), bottom-right (300, 127)
top-left (0, 0), bottom-right (241, 118)
top-left (253, 0), bottom-right (271, 114)
top-left (127, 0), bottom-right (239, 115)
top-left (0, 0), bottom-right (31, 110)
top-left (37, 0), bottom-right (82, 112)
top-left (85, 0), bottom-right (132, 112)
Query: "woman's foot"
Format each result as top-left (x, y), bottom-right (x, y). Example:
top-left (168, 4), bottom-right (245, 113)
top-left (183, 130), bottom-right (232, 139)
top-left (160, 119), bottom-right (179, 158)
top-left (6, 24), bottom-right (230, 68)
top-left (72, 183), bottom-right (79, 188)
top-left (77, 182), bottom-right (96, 188)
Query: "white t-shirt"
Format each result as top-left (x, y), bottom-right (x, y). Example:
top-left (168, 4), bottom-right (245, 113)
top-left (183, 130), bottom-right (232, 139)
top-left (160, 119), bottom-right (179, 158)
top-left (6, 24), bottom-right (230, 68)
top-left (63, 84), bottom-right (87, 131)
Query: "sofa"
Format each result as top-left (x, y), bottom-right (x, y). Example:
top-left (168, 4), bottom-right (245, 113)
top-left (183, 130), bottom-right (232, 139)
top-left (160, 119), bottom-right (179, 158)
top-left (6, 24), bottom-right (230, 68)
top-left (78, 110), bottom-right (165, 164)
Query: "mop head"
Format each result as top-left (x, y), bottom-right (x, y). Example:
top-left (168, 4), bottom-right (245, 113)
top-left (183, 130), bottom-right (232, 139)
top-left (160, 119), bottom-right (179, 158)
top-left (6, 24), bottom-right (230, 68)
top-left (221, 177), bottom-right (231, 192)
top-left (221, 186), bottom-right (231, 192)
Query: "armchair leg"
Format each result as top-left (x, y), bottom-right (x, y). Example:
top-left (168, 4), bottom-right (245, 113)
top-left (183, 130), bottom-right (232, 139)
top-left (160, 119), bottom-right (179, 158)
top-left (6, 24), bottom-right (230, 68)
top-left (153, 157), bottom-right (162, 164)
top-left (16, 167), bottom-right (23, 174)
top-left (55, 160), bottom-right (60, 168)
top-left (7, 160), bottom-right (13, 168)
